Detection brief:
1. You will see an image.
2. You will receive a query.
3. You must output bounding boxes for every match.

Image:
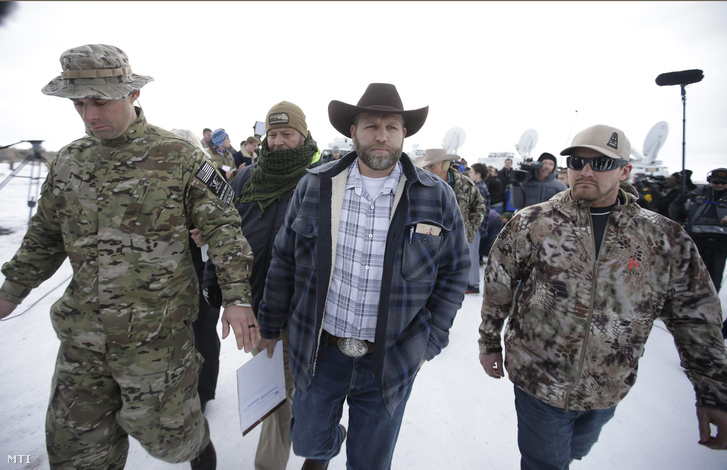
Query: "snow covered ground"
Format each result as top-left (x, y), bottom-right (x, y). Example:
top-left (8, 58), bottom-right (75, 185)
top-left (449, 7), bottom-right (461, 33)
top-left (0, 162), bottom-right (725, 469)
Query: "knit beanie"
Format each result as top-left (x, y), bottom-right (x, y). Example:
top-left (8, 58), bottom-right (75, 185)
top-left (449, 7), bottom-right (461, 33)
top-left (211, 128), bottom-right (228, 147)
top-left (538, 152), bottom-right (558, 166)
top-left (266, 101), bottom-right (307, 137)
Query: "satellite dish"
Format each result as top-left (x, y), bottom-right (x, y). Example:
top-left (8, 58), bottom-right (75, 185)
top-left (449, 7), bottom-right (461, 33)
top-left (642, 121), bottom-right (668, 163)
top-left (442, 127), bottom-right (466, 154)
top-left (516, 129), bottom-right (538, 159)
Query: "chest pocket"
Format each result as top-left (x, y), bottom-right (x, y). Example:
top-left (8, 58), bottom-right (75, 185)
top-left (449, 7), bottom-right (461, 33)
top-left (118, 179), bottom-right (151, 233)
top-left (401, 226), bottom-right (445, 281)
top-left (291, 217), bottom-right (318, 269)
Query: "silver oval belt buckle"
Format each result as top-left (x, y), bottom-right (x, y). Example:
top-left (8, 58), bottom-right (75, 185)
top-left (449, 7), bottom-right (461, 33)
top-left (337, 338), bottom-right (368, 358)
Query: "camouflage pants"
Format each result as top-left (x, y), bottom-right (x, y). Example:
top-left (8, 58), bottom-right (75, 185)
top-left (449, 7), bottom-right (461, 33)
top-left (45, 321), bottom-right (209, 469)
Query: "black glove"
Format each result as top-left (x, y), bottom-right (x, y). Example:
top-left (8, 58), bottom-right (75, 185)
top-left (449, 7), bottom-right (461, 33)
top-left (203, 285), bottom-right (222, 308)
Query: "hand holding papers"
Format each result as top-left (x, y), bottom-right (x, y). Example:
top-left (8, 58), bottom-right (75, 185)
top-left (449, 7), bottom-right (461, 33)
top-left (237, 340), bottom-right (286, 436)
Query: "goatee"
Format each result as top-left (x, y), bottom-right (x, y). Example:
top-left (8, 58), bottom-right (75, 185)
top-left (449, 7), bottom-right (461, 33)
top-left (354, 137), bottom-right (403, 171)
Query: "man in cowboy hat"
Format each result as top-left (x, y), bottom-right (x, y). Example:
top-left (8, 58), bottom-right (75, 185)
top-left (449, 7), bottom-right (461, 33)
top-left (479, 124), bottom-right (727, 467)
top-left (256, 83), bottom-right (470, 469)
top-left (0, 44), bottom-right (258, 470)
top-left (422, 149), bottom-right (486, 293)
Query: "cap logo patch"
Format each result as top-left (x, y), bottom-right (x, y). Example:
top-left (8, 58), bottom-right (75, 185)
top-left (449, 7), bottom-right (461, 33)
top-left (607, 132), bottom-right (619, 150)
top-left (268, 112), bottom-right (290, 126)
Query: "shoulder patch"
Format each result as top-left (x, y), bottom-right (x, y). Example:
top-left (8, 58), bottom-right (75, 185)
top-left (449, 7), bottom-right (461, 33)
top-left (196, 162), bottom-right (234, 207)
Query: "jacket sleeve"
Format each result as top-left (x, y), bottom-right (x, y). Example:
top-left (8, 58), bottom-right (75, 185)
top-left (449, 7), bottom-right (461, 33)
top-left (423, 185), bottom-right (471, 360)
top-left (467, 182), bottom-right (486, 236)
top-left (479, 211), bottom-right (527, 353)
top-left (186, 152), bottom-right (253, 306)
top-left (0, 164), bottom-right (67, 304)
top-left (511, 181), bottom-right (526, 209)
top-left (659, 226), bottom-right (727, 411)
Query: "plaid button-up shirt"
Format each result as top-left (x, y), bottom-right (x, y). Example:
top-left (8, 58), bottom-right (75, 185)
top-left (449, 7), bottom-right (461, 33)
top-left (323, 160), bottom-right (403, 341)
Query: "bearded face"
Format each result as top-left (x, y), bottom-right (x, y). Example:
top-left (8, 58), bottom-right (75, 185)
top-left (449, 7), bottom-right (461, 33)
top-left (351, 113), bottom-right (406, 173)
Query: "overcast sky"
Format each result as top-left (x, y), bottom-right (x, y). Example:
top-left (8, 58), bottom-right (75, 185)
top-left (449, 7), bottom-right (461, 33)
top-left (1, 1), bottom-right (725, 180)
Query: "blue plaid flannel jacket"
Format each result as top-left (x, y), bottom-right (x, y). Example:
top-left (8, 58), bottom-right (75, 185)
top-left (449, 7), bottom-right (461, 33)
top-left (258, 151), bottom-right (470, 415)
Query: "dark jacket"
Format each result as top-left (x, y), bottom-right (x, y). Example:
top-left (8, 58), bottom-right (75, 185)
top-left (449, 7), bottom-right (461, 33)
top-left (511, 169), bottom-right (567, 210)
top-left (257, 152), bottom-right (470, 415)
top-left (670, 185), bottom-right (727, 240)
top-left (202, 162), bottom-right (296, 315)
top-left (487, 174), bottom-right (505, 205)
top-left (499, 167), bottom-right (514, 188)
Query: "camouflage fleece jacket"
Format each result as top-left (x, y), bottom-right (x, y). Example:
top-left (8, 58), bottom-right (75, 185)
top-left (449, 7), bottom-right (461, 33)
top-left (449, 169), bottom-right (486, 243)
top-left (479, 184), bottom-right (727, 411)
top-left (0, 109), bottom-right (253, 347)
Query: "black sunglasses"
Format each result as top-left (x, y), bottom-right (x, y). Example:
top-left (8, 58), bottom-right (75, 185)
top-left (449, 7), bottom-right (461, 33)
top-left (566, 156), bottom-right (629, 172)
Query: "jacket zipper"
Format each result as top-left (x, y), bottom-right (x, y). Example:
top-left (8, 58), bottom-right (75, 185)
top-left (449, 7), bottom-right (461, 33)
top-left (563, 209), bottom-right (610, 412)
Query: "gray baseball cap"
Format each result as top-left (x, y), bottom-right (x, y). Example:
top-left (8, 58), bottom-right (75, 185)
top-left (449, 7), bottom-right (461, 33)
top-left (42, 44), bottom-right (153, 100)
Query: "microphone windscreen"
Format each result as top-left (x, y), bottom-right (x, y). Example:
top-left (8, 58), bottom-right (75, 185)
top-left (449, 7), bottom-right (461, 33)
top-left (655, 69), bottom-right (704, 86)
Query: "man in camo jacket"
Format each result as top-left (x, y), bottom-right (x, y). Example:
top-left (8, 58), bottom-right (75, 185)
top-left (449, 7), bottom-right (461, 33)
top-left (0, 44), bottom-right (256, 470)
top-left (479, 124), bottom-right (727, 469)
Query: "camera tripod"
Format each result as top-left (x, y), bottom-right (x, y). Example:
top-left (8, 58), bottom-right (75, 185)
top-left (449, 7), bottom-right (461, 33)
top-left (0, 140), bottom-right (49, 226)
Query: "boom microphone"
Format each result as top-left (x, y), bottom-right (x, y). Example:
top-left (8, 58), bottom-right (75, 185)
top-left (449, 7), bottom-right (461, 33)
top-left (655, 69), bottom-right (704, 87)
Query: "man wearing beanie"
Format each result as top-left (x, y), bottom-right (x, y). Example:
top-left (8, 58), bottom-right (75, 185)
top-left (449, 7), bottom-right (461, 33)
top-left (0, 44), bottom-right (258, 469)
top-left (511, 152), bottom-right (567, 209)
top-left (256, 84), bottom-right (470, 469)
top-left (480, 124), bottom-right (727, 468)
top-left (204, 100), bottom-right (321, 470)
top-left (209, 128), bottom-right (237, 180)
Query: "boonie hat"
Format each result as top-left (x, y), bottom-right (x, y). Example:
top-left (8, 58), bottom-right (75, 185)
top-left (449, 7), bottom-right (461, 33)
top-left (560, 124), bottom-right (631, 161)
top-left (42, 44), bottom-right (153, 100)
top-left (266, 101), bottom-right (308, 138)
top-left (328, 83), bottom-right (428, 138)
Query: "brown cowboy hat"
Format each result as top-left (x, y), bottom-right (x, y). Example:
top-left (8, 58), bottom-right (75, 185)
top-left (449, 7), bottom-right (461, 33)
top-left (328, 83), bottom-right (429, 138)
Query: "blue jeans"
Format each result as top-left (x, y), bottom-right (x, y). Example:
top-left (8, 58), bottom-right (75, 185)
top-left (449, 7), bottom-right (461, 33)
top-left (290, 337), bottom-right (413, 470)
top-left (514, 386), bottom-right (616, 470)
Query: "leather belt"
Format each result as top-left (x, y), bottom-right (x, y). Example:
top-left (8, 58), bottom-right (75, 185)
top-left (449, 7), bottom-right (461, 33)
top-left (322, 331), bottom-right (374, 358)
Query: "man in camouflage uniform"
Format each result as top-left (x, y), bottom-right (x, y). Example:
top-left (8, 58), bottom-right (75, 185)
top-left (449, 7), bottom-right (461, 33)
top-left (422, 149), bottom-right (486, 293)
top-left (479, 124), bottom-right (727, 469)
top-left (0, 44), bottom-right (258, 470)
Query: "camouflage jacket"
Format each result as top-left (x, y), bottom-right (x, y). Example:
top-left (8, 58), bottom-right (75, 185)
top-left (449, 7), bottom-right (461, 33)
top-left (0, 109), bottom-right (253, 347)
top-left (479, 185), bottom-right (727, 411)
top-left (449, 169), bottom-right (486, 243)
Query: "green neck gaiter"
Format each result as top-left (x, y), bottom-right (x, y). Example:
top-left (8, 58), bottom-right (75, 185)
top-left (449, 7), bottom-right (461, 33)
top-left (237, 132), bottom-right (319, 213)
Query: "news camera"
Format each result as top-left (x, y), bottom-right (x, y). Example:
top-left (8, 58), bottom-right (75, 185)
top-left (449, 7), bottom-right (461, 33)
top-left (633, 173), bottom-right (668, 191)
top-left (512, 159), bottom-right (542, 184)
